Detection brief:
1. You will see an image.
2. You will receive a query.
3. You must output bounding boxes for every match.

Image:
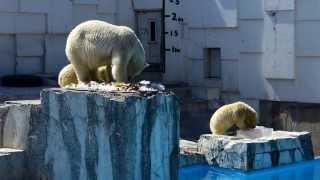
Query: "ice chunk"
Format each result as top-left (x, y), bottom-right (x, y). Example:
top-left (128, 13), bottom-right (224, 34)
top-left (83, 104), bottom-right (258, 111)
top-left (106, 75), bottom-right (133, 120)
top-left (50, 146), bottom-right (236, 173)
top-left (138, 86), bottom-right (158, 92)
top-left (139, 80), bottom-right (151, 86)
top-left (236, 126), bottom-right (273, 139)
top-left (151, 83), bottom-right (165, 91)
top-left (138, 80), bottom-right (166, 92)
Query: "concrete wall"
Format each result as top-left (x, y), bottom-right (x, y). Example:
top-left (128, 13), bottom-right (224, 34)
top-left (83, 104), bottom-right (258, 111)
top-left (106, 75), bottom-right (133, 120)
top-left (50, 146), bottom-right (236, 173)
top-left (163, 0), bottom-right (320, 108)
top-left (0, 0), bottom-right (158, 76)
top-left (1, 0), bottom-right (320, 106)
top-left (238, 0), bottom-right (320, 104)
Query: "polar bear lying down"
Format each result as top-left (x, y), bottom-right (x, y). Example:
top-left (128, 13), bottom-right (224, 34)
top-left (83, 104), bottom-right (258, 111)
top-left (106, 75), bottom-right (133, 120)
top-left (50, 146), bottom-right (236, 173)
top-left (58, 64), bottom-right (109, 87)
top-left (65, 20), bottom-right (148, 84)
top-left (210, 102), bottom-right (257, 135)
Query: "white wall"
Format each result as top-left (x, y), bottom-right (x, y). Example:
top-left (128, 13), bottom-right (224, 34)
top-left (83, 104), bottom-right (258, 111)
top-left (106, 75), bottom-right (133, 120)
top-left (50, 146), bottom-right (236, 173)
top-left (0, 0), bottom-right (147, 76)
top-left (166, 0), bottom-right (320, 104)
top-left (1, 0), bottom-right (320, 104)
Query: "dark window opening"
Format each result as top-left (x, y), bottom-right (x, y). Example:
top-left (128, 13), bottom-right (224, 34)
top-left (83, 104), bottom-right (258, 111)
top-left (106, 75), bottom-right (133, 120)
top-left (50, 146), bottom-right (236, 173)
top-left (205, 48), bottom-right (221, 78)
top-left (150, 21), bottom-right (156, 42)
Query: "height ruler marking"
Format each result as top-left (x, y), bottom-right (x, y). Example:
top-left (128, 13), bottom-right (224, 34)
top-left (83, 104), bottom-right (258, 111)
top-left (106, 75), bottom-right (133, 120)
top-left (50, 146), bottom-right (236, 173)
top-left (164, 0), bottom-right (183, 54)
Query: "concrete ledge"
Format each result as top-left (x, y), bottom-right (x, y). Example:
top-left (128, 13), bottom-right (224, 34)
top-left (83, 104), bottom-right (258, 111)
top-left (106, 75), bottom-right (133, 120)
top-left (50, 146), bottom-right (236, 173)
top-left (0, 100), bottom-right (41, 149)
top-left (41, 88), bottom-right (180, 180)
top-left (198, 131), bottom-right (314, 171)
top-left (0, 100), bottom-right (43, 180)
top-left (179, 140), bottom-right (207, 167)
top-left (0, 148), bottom-right (25, 180)
top-left (0, 86), bottom-right (181, 180)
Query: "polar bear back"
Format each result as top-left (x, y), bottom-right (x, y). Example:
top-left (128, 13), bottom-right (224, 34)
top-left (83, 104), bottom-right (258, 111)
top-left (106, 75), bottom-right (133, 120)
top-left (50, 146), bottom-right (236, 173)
top-left (65, 20), bottom-right (139, 69)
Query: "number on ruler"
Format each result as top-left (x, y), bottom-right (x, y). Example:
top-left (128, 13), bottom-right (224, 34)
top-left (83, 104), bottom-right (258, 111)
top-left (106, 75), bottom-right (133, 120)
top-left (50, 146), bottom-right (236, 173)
top-left (171, 12), bottom-right (177, 21)
top-left (170, 30), bottom-right (179, 37)
top-left (172, 46), bottom-right (180, 52)
top-left (177, 17), bottom-right (184, 22)
top-left (165, 46), bottom-right (181, 53)
top-left (165, 30), bottom-right (179, 37)
top-left (164, 12), bottom-right (184, 22)
top-left (169, 0), bottom-right (180, 5)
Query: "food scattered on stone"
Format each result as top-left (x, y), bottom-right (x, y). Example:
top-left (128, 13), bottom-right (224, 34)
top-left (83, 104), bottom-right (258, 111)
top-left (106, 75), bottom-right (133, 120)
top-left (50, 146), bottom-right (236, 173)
top-left (64, 80), bottom-right (166, 93)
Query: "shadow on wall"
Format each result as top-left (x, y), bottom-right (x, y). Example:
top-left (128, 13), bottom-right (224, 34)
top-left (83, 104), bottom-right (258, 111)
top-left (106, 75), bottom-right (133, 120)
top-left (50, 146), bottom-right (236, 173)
top-left (183, 0), bottom-right (236, 28)
top-left (260, 100), bottom-right (320, 155)
top-left (207, 0), bottom-right (235, 27)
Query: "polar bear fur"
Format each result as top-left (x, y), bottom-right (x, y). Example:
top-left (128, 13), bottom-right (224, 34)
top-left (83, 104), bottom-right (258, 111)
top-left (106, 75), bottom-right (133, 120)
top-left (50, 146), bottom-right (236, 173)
top-left (210, 101), bottom-right (257, 135)
top-left (65, 20), bottom-right (147, 84)
top-left (58, 64), bottom-right (109, 87)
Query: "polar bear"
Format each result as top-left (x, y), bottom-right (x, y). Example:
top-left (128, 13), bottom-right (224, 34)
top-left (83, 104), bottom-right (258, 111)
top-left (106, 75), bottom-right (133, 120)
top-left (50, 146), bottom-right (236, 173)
top-left (65, 20), bottom-right (148, 84)
top-left (58, 64), bottom-right (109, 87)
top-left (209, 101), bottom-right (257, 135)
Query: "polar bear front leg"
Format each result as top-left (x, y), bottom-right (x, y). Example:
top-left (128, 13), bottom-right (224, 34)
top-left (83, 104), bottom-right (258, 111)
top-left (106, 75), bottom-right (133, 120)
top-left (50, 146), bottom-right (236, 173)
top-left (72, 62), bottom-right (92, 84)
top-left (111, 52), bottom-right (129, 83)
top-left (112, 64), bottom-right (128, 83)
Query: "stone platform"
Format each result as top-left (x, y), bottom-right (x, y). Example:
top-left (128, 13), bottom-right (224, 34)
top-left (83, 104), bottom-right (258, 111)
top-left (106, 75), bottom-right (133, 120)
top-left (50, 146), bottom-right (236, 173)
top-left (0, 85), bottom-right (180, 180)
top-left (198, 131), bottom-right (314, 171)
top-left (0, 148), bottom-right (25, 180)
top-left (179, 140), bottom-right (206, 167)
top-left (41, 88), bottom-right (180, 180)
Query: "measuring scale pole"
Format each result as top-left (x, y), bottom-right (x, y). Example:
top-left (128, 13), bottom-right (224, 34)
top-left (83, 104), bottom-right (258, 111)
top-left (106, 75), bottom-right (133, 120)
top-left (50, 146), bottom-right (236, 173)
top-left (164, 0), bottom-right (184, 81)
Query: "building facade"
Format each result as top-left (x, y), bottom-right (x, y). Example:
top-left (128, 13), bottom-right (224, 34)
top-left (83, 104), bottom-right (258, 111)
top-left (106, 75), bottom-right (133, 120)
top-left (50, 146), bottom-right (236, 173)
top-left (0, 0), bottom-right (162, 75)
top-left (1, 1), bottom-right (320, 118)
top-left (163, 0), bottom-right (320, 108)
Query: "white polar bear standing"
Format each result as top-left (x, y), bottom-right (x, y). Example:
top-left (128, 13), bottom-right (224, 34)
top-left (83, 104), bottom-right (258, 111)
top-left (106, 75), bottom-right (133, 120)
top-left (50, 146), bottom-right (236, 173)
top-left (65, 20), bottom-right (147, 83)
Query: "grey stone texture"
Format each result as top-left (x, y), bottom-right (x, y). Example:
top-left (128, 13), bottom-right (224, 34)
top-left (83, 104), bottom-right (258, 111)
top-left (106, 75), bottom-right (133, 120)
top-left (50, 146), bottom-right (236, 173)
top-left (0, 148), bottom-right (25, 180)
top-left (0, 100), bottom-right (44, 180)
top-left (179, 140), bottom-right (207, 167)
top-left (198, 131), bottom-right (314, 171)
top-left (0, 100), bottom-right (41, 149)
top-left (41, 88), bottom-right (180, 180)
top-left (0, 88), bottom-right (180, 180)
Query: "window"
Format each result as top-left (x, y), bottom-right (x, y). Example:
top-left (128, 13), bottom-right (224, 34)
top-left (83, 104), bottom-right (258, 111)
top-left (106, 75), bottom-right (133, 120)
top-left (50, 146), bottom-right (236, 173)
top-left (205, 48), bottom-right (221, 78)
top-left (149, 21), bottom-right (156, 42)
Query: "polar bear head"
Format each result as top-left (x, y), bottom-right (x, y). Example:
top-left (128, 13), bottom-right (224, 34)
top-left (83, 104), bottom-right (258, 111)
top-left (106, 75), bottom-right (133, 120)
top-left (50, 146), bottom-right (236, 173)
top-left (234, 102), bottom-right (257, 130)
top-left (127, 41), bottom-right (149, 80)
